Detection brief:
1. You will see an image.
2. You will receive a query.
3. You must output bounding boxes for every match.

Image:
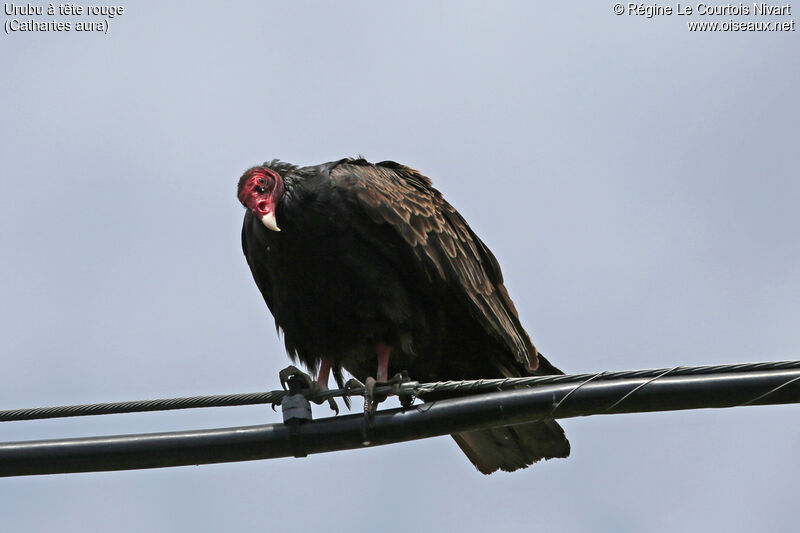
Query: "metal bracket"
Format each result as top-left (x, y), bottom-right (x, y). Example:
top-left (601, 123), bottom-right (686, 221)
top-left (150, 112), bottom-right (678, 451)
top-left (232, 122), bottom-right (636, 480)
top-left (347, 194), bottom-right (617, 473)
top-left (281, 393), bottom-right (312, 424)
top-left (281, 374), bottom-right (312, 458)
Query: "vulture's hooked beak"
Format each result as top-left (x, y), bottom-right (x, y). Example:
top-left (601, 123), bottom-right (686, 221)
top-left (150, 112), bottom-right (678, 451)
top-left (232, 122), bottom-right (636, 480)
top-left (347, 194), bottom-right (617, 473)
top-left (261, 211), bottom-right (280, 232)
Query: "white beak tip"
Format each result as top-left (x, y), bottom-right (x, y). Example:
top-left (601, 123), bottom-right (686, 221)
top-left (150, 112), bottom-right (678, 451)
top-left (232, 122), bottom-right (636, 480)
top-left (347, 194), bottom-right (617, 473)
top-left (261, 212), bottom-right (281, 232)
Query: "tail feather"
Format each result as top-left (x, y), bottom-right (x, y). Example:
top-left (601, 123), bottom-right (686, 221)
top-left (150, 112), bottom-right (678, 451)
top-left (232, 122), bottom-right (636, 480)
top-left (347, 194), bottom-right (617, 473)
top-left (452, 419), bottom-right (570, 474)
top-left (451, 351), bottom-right (570, 474)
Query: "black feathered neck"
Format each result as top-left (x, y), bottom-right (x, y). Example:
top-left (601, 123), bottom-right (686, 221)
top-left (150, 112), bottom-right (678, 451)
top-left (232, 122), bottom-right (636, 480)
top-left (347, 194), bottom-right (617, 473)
top-left (263, 159), bottom-right (299, 177)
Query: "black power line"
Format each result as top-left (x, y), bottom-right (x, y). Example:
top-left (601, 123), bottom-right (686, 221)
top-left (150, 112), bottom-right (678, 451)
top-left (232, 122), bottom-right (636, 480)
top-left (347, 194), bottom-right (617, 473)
top-left (1, 362), bottom-right (798, 477)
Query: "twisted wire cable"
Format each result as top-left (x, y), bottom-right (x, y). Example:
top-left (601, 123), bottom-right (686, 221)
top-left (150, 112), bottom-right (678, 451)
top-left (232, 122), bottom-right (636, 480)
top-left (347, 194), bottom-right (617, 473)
top-left (2, 360), bottom-right (799, 422)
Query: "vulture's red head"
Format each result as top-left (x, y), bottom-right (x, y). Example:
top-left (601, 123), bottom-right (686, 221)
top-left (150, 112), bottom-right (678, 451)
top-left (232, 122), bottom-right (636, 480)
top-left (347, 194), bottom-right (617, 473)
top-left (237, 167), bottom-right (284, 232)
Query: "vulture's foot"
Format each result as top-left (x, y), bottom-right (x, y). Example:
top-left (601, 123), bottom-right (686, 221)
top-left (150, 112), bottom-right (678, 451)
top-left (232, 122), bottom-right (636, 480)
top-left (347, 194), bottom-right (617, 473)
top-left (276, 365), bottom-right (339, 415)
top-left (343, 377), bottom-right (364, 405)
top-left (363, 371), bottom-right (413, 416)
top-left (395, 370), bottom-right (415, 410)
top-left (278, 365), bottom-right (313, 391)
top-left (313, 381), bottom-right (340, 415)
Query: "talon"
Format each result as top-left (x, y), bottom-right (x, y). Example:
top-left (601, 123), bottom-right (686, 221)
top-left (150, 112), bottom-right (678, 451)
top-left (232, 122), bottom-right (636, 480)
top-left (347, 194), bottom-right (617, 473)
top-left (309, 380), bottom-right (339, 414)
top-left (341, 378), bottom-right (364, 411)
top-left (343, 378), bottom-right (363, 405)
top-left (394, 371), bottom-right (415, 410)
top-left (363, 376), bottom-right (394, 416)
top-left (276, 365), bottom-right (340, 414)
top-left (326, 397), bottom-right (339, 415)
top-left (344, 377), bottom-right (364, 393)
top-left (278, 365), bottom-right (313, 391)
top-left (362, 371), bottom-right (415, 416)
top-left (388, 372), bottom-right (405, 395)
top-left (364, 376), bottom-right (378, 417)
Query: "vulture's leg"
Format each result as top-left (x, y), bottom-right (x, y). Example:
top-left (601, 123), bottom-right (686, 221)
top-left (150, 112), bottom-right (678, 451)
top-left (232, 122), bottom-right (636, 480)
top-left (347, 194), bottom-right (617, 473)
top-left (376, 341), bottom-right (391, 382)
top-left (363, 343), bottom-right (413, 415)
top-left (314, 357), bottom-right (340, 414)
top-left (277, 361), bottom-right (339, 414)
top-left (363, 342), bottom-right (391, 415)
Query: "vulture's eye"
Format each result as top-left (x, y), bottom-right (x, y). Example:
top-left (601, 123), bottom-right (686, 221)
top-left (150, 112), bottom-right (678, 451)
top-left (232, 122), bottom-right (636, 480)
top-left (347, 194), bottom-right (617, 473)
top-left (258, 178), bottom-right (266, 185)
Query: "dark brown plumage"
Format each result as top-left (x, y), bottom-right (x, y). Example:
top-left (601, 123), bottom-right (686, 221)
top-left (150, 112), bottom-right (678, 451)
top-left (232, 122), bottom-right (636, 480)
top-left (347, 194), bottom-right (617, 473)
top-left (238, 157), bottom-right (569, 473)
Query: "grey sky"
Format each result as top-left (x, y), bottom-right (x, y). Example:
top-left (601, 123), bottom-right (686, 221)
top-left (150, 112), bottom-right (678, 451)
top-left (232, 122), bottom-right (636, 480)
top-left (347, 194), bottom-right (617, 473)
top-left (1, 2), bottom-right (798, 532)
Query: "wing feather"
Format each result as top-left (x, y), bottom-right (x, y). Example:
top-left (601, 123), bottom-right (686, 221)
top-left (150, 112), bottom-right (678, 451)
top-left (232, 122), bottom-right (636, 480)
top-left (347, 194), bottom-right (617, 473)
top-left (241, 211), bottom-right (277, 319)
top-left (329, 159), bottom-right (539, 370)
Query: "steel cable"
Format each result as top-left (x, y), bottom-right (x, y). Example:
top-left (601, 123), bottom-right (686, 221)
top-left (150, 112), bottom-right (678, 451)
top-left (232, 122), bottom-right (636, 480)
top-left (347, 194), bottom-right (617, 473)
top-left (2, 360), bottom-right (800, 422)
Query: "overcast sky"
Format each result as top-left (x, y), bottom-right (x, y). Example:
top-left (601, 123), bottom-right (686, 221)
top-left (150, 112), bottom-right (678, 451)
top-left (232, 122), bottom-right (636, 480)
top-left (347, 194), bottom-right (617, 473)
top-left (1, 2), bottom-right (798, 532)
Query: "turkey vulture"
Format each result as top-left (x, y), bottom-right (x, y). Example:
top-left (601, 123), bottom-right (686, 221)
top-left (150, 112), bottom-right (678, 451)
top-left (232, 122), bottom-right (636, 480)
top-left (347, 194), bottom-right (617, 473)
top-left (237, 157), bottom-right (570, 473)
